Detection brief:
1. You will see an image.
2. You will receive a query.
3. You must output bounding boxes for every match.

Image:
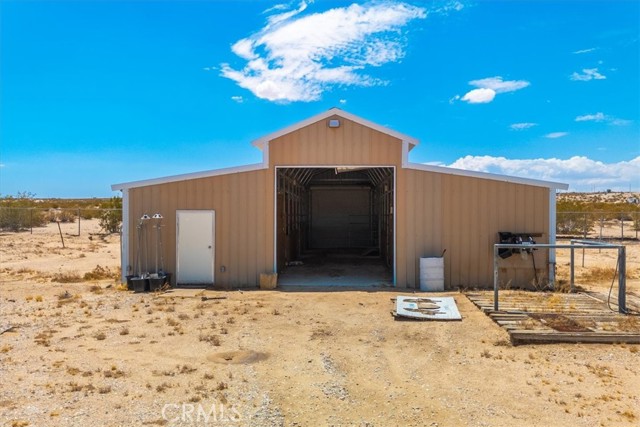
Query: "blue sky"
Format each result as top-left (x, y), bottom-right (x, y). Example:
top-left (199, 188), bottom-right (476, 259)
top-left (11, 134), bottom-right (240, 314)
top-left (1, 0), bottom-right (638, 197)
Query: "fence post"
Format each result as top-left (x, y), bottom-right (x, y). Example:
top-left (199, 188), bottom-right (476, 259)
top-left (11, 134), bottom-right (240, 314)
top-left (57, 221), bottom-right (65, 248)
top-left (78, 208), bottom-right (81, 236)
top-left (30, 209), bottom-right (33, 234)
top-left (570, 241), bottom-right (575, 293)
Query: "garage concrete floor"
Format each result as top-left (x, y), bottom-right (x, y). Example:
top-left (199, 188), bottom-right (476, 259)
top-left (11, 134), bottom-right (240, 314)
top-left (277, 249), bottom-right (393, 287)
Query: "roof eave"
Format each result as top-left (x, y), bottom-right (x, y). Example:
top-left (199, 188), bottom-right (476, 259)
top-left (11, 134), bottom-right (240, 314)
top-left (111, 163), bottom-right (265, 191)
top-left (406, 162), bottom-right (569, 190)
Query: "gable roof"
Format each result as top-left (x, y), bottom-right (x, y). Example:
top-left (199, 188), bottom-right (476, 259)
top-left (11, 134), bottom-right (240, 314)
top-left (251, 107), bottom-right (420, 150)
top-left (111, 108), bottom-right (568, 191)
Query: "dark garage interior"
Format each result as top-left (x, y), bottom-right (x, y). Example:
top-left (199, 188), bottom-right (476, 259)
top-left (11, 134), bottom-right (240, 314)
top-left (276, 167), bottom-right (394, 286)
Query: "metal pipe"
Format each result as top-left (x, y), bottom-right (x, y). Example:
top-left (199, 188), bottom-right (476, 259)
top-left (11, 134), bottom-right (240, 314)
top-left (619, 246), bottom-right (626, 314)
top-left (493, 241), bottom-right (627, 312)
top-left (548, 189), bottom-right (557, 289)
top-left (570, 241), bottom-right (575, 293)
top-left (494, 245), bottom-right (499, 311)
top-left (496, 243), bottom-right (623, 249)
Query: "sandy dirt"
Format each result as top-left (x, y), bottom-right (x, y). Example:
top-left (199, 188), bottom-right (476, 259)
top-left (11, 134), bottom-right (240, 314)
top-left (1, 220), bottom-right (639, 427)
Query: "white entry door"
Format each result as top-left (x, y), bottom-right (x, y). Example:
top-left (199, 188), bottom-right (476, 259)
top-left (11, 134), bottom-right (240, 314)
top-left (176, 210), bottom-right (215, 285)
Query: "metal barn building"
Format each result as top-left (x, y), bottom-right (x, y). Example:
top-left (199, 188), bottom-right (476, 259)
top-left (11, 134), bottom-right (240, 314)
top-left (112, 108), bottom-right (568, 289)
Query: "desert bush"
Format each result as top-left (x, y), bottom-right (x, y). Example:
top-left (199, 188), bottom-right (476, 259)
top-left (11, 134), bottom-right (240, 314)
top-left (556, 211), bottom-right (594, 236)
top-left (52, 272), bottom-right (83, 283)
top-left (99, 197), bottom-right (122, 234)
top-left (83, 265), bottom-right (117, 281)
top-left (44, 208), bottom-right (76, 223)
top-left (0, 192), bottom-right (47, 231)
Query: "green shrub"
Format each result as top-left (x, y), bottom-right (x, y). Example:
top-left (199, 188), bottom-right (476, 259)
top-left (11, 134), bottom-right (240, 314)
top-left (99, 197), bottom-right (122, 234)
top-left (0, 192), bottom-right (47, 231)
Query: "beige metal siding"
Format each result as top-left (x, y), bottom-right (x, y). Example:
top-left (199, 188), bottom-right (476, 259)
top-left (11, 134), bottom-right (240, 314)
top-left (269, 116), bottom-right (403, 166)
top-left (125, 115), bottom-right (552, 290)
top-left (401, 169), bottom-right (550, 288)
top-left (127, 169), bottom-right (273, 287)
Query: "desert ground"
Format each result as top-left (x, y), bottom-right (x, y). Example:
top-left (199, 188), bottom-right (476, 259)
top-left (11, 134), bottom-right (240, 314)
top-left (1, 220), bottom-right (639, 427)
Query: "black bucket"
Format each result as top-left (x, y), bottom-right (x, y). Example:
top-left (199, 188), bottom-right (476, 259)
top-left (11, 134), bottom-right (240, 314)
top-left (131, 277), bottom-right (148, 293)
top-left (126, 275), bottom-right (135, 290)
top-left (149, 276), bottom-right (165, 292)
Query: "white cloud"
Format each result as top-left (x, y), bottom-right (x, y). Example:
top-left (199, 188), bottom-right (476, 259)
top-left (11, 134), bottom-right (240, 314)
top-left (461, 88), bottom-right (495, 104)
top-left (339, 99), bottom-right (347, 105)
top-left (575, 112), bottom-right (632, 126)
top-left (611, 118), bottom-right (632, 126)
top-left (263, 3), bottom-right (290, 14)
top-left (570, 68), bottom-right (606, 81)
top-left (220, 1), bottom-right (430, 102)
top-left (576, 112), bottom-right (606, 122)
top-left (469, 76), bottom-right (530, 94)
top-left (510, 122), bottom-right (537, 130)
top-left (431, 0), bottom-right (465, 14)
top-left (231, 96), bottom-right (244, 103)
top-left (445, 155), bottom-right (640, 191)
top-left (545, 132), bottom-right (569, 139)
top-left (573, 47), bottom-right (596, 54)
top-left (456, 76), bottom-right (530, 104)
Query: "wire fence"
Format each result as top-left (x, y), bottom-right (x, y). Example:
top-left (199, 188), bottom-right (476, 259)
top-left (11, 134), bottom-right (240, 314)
top-left (0, 207), bottom-right (121, 234)
top-left (557, 211), bottom-right (640, 240)
top-left (1, 207), bottom-right (639, 240)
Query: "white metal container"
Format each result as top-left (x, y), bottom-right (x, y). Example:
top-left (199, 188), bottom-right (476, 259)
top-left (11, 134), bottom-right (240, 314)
top-left (419, 257), bottom-right (444, 291)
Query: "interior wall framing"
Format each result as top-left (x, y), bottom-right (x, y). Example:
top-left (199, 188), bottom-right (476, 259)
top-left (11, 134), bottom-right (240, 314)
top-left (275, 166), bottom-right (396, 281)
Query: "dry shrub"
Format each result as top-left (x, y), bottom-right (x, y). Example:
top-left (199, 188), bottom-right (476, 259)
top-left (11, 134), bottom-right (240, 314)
top-left (34, 330), bottom-right (54, 346)
top-left (586, 363), bottom-right (614, 379)
top-left (480, 349), bottom-right (492, 358)
top-left (617, 316), bottom-right (640, 332)
top-left (579, 267), bottom-right (618, 283)
top-left (45, 209), bottom-right (76, 223)
top-left (103, 367), bottom-right (126, 378)
top-left (310, 327), bottom-right (334, 340)
top-left (83, 265), bottom-right (118, 281)
top-left (166, 318), bottom-right (180, 327)
top-left (178, 364), bottom-right (197, 374)
top-left (93, 332), bottom-right (107, 341)
top-left (199, 333), bottom-right (221, 346)
top-left (156, 382), bottom-right (172, 393)
top-left (52, 272), bottom-right (82, 283)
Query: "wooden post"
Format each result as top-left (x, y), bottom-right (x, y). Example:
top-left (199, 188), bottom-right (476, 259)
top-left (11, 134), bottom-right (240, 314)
top-left (77, 208), bottom-right (81, 236)
top-left (57, 221), bottom-right (65, 248)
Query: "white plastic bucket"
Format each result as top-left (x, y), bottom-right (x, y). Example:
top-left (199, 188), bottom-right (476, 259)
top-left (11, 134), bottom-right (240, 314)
top-left (419, 257), bottom-right (444, 292)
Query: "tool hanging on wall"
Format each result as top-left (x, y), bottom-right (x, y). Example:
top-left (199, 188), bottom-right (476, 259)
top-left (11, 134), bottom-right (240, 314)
top-left (152, 213), bottom-right (164, 275)
top-left (139, 214), bottom-right (151, 277)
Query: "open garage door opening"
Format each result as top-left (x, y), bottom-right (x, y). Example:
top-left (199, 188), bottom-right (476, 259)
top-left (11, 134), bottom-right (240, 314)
top-left (276, 167), bottom-right (394, 287)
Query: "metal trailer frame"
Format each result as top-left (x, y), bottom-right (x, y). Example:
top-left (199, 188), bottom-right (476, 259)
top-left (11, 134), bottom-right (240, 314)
top-left (493, 240), bottom-right (627, 313)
